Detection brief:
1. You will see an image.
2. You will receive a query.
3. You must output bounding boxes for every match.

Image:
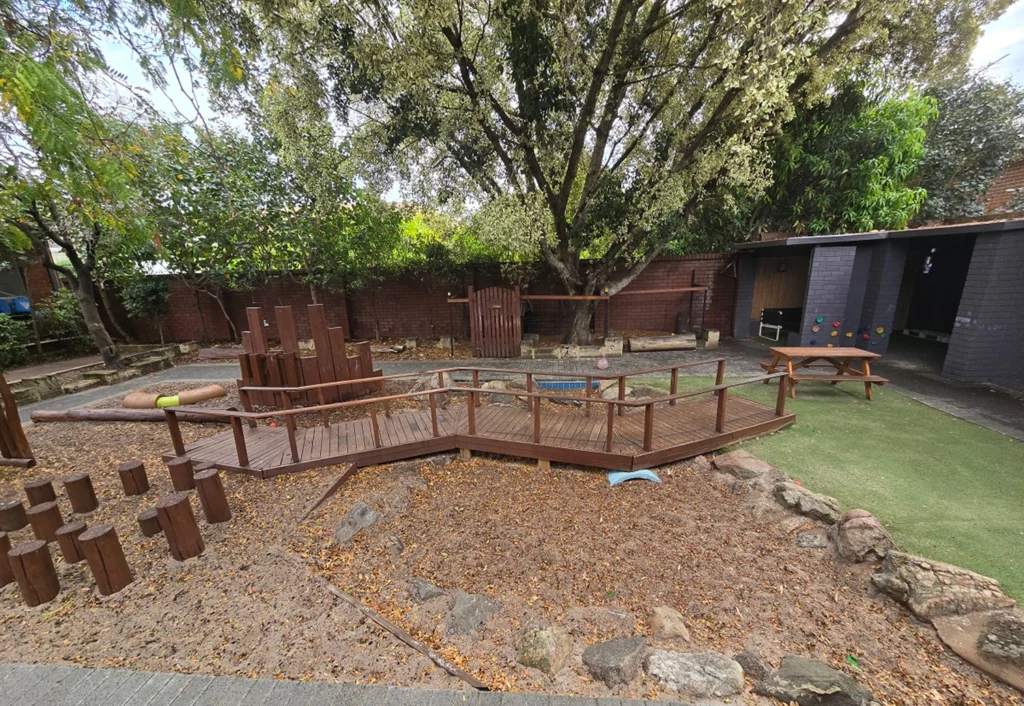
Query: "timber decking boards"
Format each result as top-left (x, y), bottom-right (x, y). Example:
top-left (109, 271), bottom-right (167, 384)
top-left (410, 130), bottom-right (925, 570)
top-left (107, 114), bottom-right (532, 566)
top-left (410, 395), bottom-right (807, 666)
top-left (164, 398), bottom-right (794, 477)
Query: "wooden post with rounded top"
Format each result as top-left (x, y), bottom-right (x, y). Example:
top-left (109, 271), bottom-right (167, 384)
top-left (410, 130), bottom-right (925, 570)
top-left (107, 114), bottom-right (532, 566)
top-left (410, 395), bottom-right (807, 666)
top-left (23, 478), bottom-right (56, 506)
top-left (0, 532), bottom-right (14, 586)
top-left (194, 468), bottom-right (231, 524)
top-left (166, 456), bottom-right (195, 492)
top-left (63, 473), bottom-right (99, 513)
top-left (8, 539), bottom-right (60, 606)
top-left (27, 501), bottom-right (63, 543)
top-left (0, 498), bottom-right (28, 531)
top-left (137, 508), bottom-right (161, 537)
top-left (155, 492), bottom-right (204, 561)
top-left (118, 461), bottom-right (149, 496)
top-left (80, 524), bottom-right (133, 595)
top-left (55, 521), bottom-right (87, 564)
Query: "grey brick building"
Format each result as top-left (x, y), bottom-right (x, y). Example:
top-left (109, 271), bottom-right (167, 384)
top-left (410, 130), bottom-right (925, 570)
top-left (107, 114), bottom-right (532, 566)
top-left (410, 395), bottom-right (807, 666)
top-left (732, 219), bottom-right (1024, 390)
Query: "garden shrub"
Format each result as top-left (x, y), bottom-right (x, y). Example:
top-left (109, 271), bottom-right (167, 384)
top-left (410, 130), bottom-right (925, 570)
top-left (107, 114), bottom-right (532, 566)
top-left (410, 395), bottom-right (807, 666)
top-left (34, 289), bottom-right (90, 353)
top-left (0, 314), bottom-right (31, 369)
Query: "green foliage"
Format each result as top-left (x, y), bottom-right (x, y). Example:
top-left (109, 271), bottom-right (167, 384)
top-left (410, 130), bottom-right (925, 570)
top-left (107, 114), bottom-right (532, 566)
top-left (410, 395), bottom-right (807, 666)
top-left (121, 278), bottom-right (170, 320)
top-left (0, 314), bottom-right (30, 369)
top-left (34, 289), bottom-right (88, 352)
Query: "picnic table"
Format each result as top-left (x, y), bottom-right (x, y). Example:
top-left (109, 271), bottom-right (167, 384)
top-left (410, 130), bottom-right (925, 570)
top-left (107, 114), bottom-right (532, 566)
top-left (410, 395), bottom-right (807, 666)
top-left (761, 347), bottom-right (888, 400)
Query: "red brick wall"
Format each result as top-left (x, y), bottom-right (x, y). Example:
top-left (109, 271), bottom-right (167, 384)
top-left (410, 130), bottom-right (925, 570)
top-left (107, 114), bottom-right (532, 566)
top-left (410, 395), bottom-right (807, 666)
top-left (23, 263), bottom-right (54, 303)
top-left (983, 158), bottom-right (1024, 213)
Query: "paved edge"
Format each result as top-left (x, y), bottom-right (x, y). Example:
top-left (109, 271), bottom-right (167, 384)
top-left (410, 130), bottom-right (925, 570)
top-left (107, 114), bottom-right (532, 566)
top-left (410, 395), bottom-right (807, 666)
top-left (0, 663), bottom-right (692, 706)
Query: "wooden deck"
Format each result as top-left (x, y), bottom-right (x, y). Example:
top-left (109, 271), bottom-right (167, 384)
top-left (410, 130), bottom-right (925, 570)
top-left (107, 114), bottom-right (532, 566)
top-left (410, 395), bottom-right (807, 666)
top-left (166, 396), bottom-right (794, 478)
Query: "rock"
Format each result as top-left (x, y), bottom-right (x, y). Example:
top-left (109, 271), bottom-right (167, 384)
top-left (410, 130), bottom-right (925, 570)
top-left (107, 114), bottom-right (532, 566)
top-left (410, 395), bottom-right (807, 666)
top-left (796, 531), bottom-right (829, 549)
top-left (754, 656), bottom-right (878, 706)
top-left (649, 606), bottom-right (691, 642)
top-left (688, 455), bottom-right (711, 473)
top-left (978, 610), bottom-right (1024, 664)
top-left (481, 379), bottom-right (515, 404)
top-left (714, 450), bottom-right (773, 479)
top-left (411, 372), bottom-right (451, 393)
top-left (871, 551), bottom-right (1016, 620)
top-left (582, 637), bottom-right (646, 687)
top-left (828, 510), bottom-right (895, 563)
top-left (565, 606), bottom-right (636, 639)
top-left (933, 610), bottom-right (1024, 692)
top-left (735, 650), bottom-right (770, 682)
top-left (630, 384), bottom-right (666, 399)
top-left (774, 482), bottom-right (841, 523)
top-left (380, 463), bottom-right (428, 491)
top-left (645, 650), bottom-right (744, 698)
top-left (447, 590), bottom-right (501, 634)
top-left (409, 578), bottom-right (445, 602)
top-left (600, 385), bottom-right (631, 400)
top-left (517, 624), bottom-right (573, 677)
top-left (333, 502), bottom-right (380, 544)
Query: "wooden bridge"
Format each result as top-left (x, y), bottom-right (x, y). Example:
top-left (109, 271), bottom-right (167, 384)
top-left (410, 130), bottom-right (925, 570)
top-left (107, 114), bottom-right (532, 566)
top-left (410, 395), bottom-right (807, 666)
top-left (161, 361), bottom-right (795, 478)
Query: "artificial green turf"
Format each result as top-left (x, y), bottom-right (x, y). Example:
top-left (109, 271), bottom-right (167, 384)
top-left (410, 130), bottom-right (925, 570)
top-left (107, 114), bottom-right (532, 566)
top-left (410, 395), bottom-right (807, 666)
top-left (639, 376), bottom-right (1024, 599)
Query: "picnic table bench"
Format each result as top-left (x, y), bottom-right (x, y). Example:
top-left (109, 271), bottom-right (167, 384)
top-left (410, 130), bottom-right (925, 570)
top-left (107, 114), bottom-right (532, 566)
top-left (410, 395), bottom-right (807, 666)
top-left (761, 347), bottom-right (888, 400)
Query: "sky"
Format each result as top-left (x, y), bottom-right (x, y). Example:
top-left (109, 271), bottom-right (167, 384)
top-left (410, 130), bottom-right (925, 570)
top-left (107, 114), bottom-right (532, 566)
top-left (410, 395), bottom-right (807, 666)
top-left (971, 0), bottom-right (1024, 83)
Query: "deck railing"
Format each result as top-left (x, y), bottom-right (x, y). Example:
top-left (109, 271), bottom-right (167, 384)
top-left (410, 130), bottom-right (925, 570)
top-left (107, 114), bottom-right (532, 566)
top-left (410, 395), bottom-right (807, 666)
top-left (164, 361), bottom-right (789, 469)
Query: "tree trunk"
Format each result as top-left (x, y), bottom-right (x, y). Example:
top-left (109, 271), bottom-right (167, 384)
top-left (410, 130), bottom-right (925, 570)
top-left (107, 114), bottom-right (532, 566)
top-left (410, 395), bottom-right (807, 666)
top-left (564, 299), bottom-right (596, 345)
top-left (309, 283), bottom-right (318, 304)
top-left (71, 277), bottom-right (120, 368)
top-left (97, 283), bottom-right (135, 343)
top-left (190, 286), bottom-right (209, 343)
top-left (202, 287), bottom-right (239, 342)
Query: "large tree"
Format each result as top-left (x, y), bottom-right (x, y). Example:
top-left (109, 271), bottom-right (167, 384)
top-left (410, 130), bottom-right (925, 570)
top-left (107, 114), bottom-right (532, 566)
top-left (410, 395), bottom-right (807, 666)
top-left (198, 0), bottom-right (1007, 341)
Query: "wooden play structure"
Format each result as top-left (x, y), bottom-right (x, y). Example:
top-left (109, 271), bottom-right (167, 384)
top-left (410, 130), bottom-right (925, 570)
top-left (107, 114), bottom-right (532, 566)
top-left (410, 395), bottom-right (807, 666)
top-left (237, 303), bottom-right (382, 408)
top-left (161, 359), bottom-right (795, 478)
top-left (0, 372), bottom-right (33, 467)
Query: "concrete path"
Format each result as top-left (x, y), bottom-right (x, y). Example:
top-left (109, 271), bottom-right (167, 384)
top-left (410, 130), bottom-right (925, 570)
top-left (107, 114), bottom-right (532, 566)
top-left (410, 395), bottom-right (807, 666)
top-left (0, 663), bottom-right (689, 706)
top-left (7, 354), bottom-right (103, 382)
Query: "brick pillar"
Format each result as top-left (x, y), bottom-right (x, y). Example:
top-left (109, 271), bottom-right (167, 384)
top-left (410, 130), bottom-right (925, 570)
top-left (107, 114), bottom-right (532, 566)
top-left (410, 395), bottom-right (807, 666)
top-left (857, 241), bottom-right (907, 354)
top-left (798, 245), bottom-right (857, 348)
top-left (943, 233), bottom-right (1024, 388)
top-left (733, 256), bottom-right (756, 339)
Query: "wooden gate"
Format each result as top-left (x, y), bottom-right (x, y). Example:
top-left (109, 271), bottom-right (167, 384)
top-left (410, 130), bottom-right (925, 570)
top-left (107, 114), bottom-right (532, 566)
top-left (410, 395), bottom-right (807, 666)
top-left (468, 286), bottom-right (521, 358)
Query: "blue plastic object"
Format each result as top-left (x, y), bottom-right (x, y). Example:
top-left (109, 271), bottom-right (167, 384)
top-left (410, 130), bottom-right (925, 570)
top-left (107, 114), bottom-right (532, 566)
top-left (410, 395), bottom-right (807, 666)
top-left (11, 296), bottom-right (30, 314)
top-left (608, 470), bottom-right (661, 486)
top-left (0, 299), bottom-right (11, 315)
top-left (536, 380), bottom-right (600, 391)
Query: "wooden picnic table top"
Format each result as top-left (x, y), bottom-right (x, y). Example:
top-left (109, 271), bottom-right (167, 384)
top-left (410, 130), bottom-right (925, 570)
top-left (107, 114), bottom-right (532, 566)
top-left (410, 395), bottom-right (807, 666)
top-left (769, 346), bottom-right (881, 359)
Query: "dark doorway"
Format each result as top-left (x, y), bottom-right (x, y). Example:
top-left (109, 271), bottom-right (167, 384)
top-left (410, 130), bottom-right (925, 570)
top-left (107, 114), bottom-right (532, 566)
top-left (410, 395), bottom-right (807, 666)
top-left (896, 235), bottom-right (975, 336)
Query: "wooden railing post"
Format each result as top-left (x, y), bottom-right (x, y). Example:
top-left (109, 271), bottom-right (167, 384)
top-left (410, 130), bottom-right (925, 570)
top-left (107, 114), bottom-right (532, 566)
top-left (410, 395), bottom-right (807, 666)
top-left (617, 377), bottom-right (626, 417)
top-left (669, 368), bottom-right (679, 406)
top-left (370, 404), bottom-right (382, 448)
top-left (533, 394), bottom-right (541, 443)
top-left (164, 410), bottom-right (186, 457)
top-left (230, 417), bottom-right (249, 467)
top-left (429, 393), bottom-right (439, 437)
top-left (437, 371), bottom-right (446, 388)
top-left (279, 392), bottom-right (300, 464)
top-left (237, 384), bottom-right (257, 428)
top-left (525, 373), bottom-right (533, 412)
top-left (715, 387), bottom-right (728, 433)
top-left (585, 376), bottom-right (592, 417)
top-left (714, 360), bottom-right (726, 396)
top-left (605, 402), bottom-right (615, 452)
top-left (381, 378), bottom-right (391, 417)
top-left (775, 375), bottom-right (788, 416)
top-left (467, 391), bottom-right (476, 435)
top-left (317, 388), bottom-right (329, 428)
top-left (472, 370), bottom-right (480, 407)
top-left (643, 403), bottom-right (654, 451)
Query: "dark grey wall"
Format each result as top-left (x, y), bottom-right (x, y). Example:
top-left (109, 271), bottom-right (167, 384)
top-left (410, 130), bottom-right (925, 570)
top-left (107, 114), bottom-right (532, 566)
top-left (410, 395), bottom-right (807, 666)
top-left (857, 241), bottom-right (908, 354)
top-left (733, 256), bottom-right (756, 339)
top-left (798, 245), bottom-right (857, 347)
top-left (943, 233), bottom-right (1024, 388)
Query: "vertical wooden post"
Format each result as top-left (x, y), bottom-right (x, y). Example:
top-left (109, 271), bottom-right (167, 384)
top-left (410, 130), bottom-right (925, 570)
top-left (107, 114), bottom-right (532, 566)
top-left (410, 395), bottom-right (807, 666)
top-left (585, 376), bottom-right (592, 417)
top-left (467, 391), bottom-right (476, 435)
top-left (525, 373), bottom-right (533, 412)
top-left (617, 377), bottom-right (626, 417)
top-left (643, 403), bottom-right (655, 452)
top-left (55, 521), bottom-right (87, 564)
top-left (23, 478), bottom-right (56, 506)
top-left (317, 388), bottom-right (330, 428)
top-left (437, 371), bottom-right (446, 388)
top-left (533, 395), bottom-right (541, 443)
top-left (381, 378), bottom-right (392, 417)
top-left (8, 540), bottom-right (60, 606)
top-left (237, 383), bottom-right (257, 428)
top-left (156, 492), bottom-right (204, 561)
top-left (716, 387), bottom-right (728, 433)
top-left (280, 392), bottom-right (300, 463)
top-left (370, 404), bottom-right (382, 448)
top-left (26, 501), bottom-right (63, 543)
top-left (118, 461), bottom-right (149, 496)
top-left (472, 370), bottom-right (480, 407)
top-left (0, 499), bottom-right (28, 531)
top-left (166, 456), bottom-right (195, 492)
top-left (80, 524), bottom-right (133, 595)
top-left (714, 360), bottom-right (726, 396)
top-left (775, 375), bottom-right (788, 416)
top-left (862, 359), bottom-right (874, 401)
top-left (195, 468), bottom-right (232, 524)
top-left (669, 368), bottom-right (679, 406)
top-left (605, 402), bottom-right (615, 452)
top-left (0, 532), bottom-right (13, 587)
top-left (63, 473), bottom-right (99, 514)
top-left (230, 417), bottom-right (249, 467)
top-left (165, 410), bottom-right (186, 457)
top-left (429, 393), bottom-right (439, 437)
top-left (138, 509), bottom-right (161, 537)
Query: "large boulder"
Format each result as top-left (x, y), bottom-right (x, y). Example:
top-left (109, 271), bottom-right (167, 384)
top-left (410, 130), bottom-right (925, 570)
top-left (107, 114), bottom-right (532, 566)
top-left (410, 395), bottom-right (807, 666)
top-left (688, 455), bottom-right (711, 474)
top-left (411, 372), bottom-right (451, 393)
top-left (828, 510), bottom-right (895, 563)
top-left (648, 606), bottom-right (691, 642)
top-left (714, 450), bottom-right (772, 480)
top-left (645, 650), bottom-right (744, 699)
top-left (333, 502), bottom-right (380, 544)
top-left (581, 637), bottom-right (646, 687)
top-left (871, 551), bottom-right (1016, 620)
top-left (517, 624), bottom-right (573, 677)
top-left (978, 610), bottom-right (1024, 664)
top-left (447, 590), bottom-right (501, 634)
top-left (754, 656), bottom-right (878, 706)
top-left (735, 650), bottom-right (770, 682)
top-left (774, 482), bottom-right (841, 523)
top-left (932, 610), bottom-right (1024, 692)
top-left (409, 578), bottom-right (445, 603)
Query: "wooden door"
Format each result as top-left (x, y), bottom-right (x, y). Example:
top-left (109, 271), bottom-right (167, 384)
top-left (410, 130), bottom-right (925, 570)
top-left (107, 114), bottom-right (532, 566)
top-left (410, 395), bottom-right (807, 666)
top-left (468, 286), bottom-right (521, 357)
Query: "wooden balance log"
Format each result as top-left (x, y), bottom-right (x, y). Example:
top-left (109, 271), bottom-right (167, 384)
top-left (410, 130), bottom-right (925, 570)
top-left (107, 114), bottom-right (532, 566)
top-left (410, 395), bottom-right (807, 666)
top-left (194, 468), bottom-right (232, 524)
top-left (23, 478), bottom-right (56, 506)
top-left (8, 539), bottom-right (60, 606)
top-left (155, 492), bottom-right (204, 561)
top-left (0, 498), bottom-right (28, 531)
top-left (0, 532), bottom-right (14, 587)
top-left (80, 524), bottom-right (133, 596)
top-left (166, 456), bottom-right (195, 492)
top-left (137, 508), bottom-right (161, 537)
top-left (55, 521), bottom-right (87, 564)
top-left (118, 460), bottom-right (149, 496)
top-left (26, 500), bottom-right (63, 543)
top-left (63, 473), bottom-right (99, 514)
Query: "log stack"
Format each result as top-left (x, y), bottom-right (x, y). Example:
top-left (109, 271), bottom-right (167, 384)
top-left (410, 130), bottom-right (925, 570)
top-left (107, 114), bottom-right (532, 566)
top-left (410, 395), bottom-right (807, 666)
top-left (80, 524), bottom-right (133, 595)
top-left (155, 493), bottom-right (204, 561)
top-left (8, 540), bottom-right (60, 606)
top-left (23, 478), bottom-right (56, 506)
top-left (0, 532), bottom-right (13, 586)
top-left (63, 473), bottom-right (99, 513)
top-left (118, 461), bottom-right (149, 496)
top-left (195, 468), bottom-right (231, 524)
top-left (166, 457), bottom-right (195, 492)
top-left (0, 499), bottom-right (27, 531)
top-left (26, 501), bottom-right (63, 543)
top-left (55, 521), bottom-right (87, 564)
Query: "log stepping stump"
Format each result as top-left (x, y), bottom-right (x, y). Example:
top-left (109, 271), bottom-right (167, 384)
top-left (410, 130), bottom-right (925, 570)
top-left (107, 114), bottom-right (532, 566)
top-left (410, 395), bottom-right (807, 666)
top-left (23, 478), bottom-right (56, 506)
top-left (166, 456), bottom-right (195, 492)
top-left (80, 524), bottom-right (133, 596)
top-left (8, 539), bottom-right (60, 606)
top-left (118, 460), bottom-right (149, 496)
top-left (195, 468), bottom-right (232, 524)
top-left (0, 498), bottom-right (28, 531)
top-left (138, 508), bottom-right (161, 537)
top-left (0, 532), bottom-right (14, 587)
top-left (55, 521), bottom-right (87, 564)
top-left (26, 500), bottom-right (63, 543)
top-left (155, 492), bottom-right (204, 561)
top-left (63, 473), bottom-right (99, 514)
